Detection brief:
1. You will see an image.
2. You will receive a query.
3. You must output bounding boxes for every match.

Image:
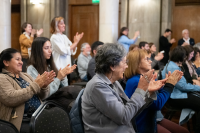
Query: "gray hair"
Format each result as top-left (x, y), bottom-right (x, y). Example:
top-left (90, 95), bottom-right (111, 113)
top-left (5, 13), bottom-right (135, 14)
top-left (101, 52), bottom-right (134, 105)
top-left (182, 29), bottom-right (189, 34)
top-left (81, 43), bottom-right (89, 51)
top-left (95, 43), bottom-right (127, 74)
top-left (193, 42), bottom-right (200, 50)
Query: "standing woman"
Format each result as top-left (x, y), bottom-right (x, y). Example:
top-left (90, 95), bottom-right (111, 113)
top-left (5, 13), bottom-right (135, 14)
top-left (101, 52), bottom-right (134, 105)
top-left (50, 16), bottom-right (83, 69)
top-left (50, 17), bottom-right (83, 84)
top-left (118, 27), bottom-right (140, 52)
top-left (19, 22), bottom-right (43, 72)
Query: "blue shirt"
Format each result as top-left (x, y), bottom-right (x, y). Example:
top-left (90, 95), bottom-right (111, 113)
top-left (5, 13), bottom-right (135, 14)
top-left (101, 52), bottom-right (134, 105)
top-left (125, 74), bottom-right (173, 133)
top-left (161, 61), bottom-right (200, 99)
top-left (118, 35), bottom-right (137, 52)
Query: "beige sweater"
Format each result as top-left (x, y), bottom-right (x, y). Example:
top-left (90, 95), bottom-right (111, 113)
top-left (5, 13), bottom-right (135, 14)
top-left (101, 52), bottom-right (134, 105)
top-left (0, 69), bottom-right (50, 131)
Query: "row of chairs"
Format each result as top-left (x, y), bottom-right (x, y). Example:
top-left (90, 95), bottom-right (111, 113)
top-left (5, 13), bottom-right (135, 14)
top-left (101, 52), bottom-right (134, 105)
top-left (0, 101), bottom-right (73, 133)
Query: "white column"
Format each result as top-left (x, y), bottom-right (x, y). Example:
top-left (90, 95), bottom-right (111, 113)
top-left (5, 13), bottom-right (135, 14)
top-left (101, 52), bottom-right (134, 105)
top-left (0, 0), bottom-right (11, 52)
top-left (99, 0), bottom-right (119, 43)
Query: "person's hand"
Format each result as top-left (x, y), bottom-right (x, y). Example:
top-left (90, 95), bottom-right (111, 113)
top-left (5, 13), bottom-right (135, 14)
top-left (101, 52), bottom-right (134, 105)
top-left (57, 64), bottom-right (77, 80)
top-left (170, 38), bottom-right (176, 43)
top-left (35, 71), bottom-right (55, 88)
top-left (31, 29), bottom-right (36, 37)
top-left (154, 53), bottom-right (164, 61)
top-left (36, 28), bottom-right (43, 37)
top-left (137, 69), bottom-right (154, 91)
top-left (43, 71), bottom-right (56, 88)
top-left (74, 32), bottom-right (84, 44)
top-left (148, 73), bottom-right (165, 92)
top-left (134, 31), bottom-right (140, 37)
top-left (197, 77), bottom-right (200, 81)
top-left (166, 70), bottom-right (183, 85)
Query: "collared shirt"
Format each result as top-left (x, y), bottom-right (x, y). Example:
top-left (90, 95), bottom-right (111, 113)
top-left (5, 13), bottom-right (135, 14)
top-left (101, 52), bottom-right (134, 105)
top-left (183, 37), bottom-right (190, 45)
top-left (50, 33), bottom-right (77, 69)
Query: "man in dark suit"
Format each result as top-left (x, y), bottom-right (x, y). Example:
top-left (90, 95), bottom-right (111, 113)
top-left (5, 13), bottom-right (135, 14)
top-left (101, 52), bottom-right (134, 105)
top-left (178, 29), bottom-right (195, 46)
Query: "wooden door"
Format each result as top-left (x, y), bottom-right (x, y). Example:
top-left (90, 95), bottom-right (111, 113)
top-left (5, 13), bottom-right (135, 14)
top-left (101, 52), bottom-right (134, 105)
top-left (11, 2), bottom-right (21, 51)
top-left (171, 5), bottom-right (200, 49)
top-left (71, 5), bottom-right (99, 58)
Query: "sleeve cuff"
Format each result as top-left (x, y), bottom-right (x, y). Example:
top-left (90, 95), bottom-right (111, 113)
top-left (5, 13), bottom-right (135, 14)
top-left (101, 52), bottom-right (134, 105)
top-left (135, 88), bottom-right (157, 101)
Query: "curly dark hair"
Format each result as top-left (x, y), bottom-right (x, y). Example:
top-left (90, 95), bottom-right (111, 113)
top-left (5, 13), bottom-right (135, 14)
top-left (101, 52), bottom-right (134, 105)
top-left (95, 43), bottom-right (127, 74)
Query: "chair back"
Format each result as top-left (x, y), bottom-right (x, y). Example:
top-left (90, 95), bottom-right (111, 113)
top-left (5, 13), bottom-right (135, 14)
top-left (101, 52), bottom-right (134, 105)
top-left (0, 119), bottom-right (19, 133)
top-left (69, 89), bottom-right (85, 133)
top-left (30, 101), bottom-right (72, 133)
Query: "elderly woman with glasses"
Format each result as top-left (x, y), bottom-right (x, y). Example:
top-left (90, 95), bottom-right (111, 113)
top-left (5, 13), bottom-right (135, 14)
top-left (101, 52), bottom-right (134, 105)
top-left (124, 49), bottom-right (187, 133)
top-left (82, 43), bottom-right (166, 133)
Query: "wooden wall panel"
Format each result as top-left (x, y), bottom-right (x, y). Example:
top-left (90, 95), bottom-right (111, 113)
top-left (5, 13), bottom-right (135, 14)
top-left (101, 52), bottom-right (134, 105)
top-left (171, 5), bottom-right (200, 49)
top-left (11, 1), bottom-right (21, 51)
top-left (69, 0), bottom-right (93, 5)
top-left (175, 0), bottom-right (200, 6)
top-left (11, 13), bottom-right (21, 51)
top-left (71, 5), bottom-right (99, 58)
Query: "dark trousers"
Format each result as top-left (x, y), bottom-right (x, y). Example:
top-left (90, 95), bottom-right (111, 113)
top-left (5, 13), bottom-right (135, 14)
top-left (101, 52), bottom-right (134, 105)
top-left (22, 58), bottom-right (28, 72)
top-left (168, 93), bottom-right (200, 133)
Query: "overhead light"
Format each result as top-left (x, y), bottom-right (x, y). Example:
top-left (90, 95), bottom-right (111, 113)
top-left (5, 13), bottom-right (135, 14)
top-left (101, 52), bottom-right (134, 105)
top-left (30, 0), bottom-right (43, 4)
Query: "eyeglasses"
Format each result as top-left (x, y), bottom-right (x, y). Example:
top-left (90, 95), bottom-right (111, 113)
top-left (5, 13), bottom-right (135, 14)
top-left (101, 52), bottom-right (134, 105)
top-left (144, 57), bottom-right (151, 62)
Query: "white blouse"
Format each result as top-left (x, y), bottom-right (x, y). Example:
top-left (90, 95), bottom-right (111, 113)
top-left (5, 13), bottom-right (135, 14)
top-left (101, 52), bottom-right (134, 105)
top-left (50, 33), bottom-right (77, 69)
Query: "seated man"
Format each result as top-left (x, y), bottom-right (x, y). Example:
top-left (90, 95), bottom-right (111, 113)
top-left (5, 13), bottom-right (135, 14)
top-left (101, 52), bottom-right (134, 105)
top-left (178, 29), bottom-right (195, 46)
top-left (139, 41), bottom-right (149, 51)
top-left (87, 41), bottom-right (103, 81)
top-left (77, 43), bottom-right (92, 81)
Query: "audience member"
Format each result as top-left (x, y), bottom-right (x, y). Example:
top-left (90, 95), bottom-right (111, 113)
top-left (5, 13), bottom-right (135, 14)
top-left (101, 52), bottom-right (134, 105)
top-left (178, 29), bottom-right (195, 46)
top-left (129, 44), bottom-right (139, 51)
top-left (149, 43), bottom-right (164, 70)
top-left (124, 49), bottom-right (187, 133)
top-left (50, 16), bottom-right (83, 84)
top-left (192, 47), bottom-right (200, 76)
top-left (182, 45), bottom-right (198, 84)
top-left (27, 37), bottom-right (76, 96)
top-left (19, 22), bottom-right (43, 72)
top-left (139, 41), bottom-right (149, 50)
top-left (87, 41), bottom-right (103, 80)
top-left (0, 48), bottom-right (55, 132)
top-left (161, 46), bottom-right (200, 133)
top-left (82, 43), bottom-right (163, 133)
top-left (159, 29), bottom-right (176, 66)
top-left (118, 27), bottom-right (140, 52)
top-left (77, 43), bottom-right (92, 81)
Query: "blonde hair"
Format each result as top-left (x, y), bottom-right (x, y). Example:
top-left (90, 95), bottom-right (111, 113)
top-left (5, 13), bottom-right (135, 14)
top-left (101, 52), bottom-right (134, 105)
top-left (124, 49), bottom-right (148, 79)
top-left (50, 16), bottom-right (64, 34)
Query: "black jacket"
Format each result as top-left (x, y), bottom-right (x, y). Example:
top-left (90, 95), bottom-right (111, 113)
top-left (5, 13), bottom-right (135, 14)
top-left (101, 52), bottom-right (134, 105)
top-left (178, 38), bottom-right (195, 46)
top-left (159, 36), bottom-right (172, 65)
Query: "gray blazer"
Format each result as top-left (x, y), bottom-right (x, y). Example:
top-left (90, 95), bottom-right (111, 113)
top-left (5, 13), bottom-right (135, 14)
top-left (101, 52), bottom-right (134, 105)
top-left (82, 73), bottom-right (156, 133)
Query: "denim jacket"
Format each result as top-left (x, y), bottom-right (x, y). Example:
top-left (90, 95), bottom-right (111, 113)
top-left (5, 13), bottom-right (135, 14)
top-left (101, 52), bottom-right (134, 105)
top-left (161, 61), bottom-right (200, 99)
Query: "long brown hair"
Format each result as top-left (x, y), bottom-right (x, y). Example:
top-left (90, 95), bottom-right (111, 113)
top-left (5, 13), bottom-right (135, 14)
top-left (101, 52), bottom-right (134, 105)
top-left (28, 37), bottom-right (58, 75)
top-left (124, 49), bottom-right (148, 79)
